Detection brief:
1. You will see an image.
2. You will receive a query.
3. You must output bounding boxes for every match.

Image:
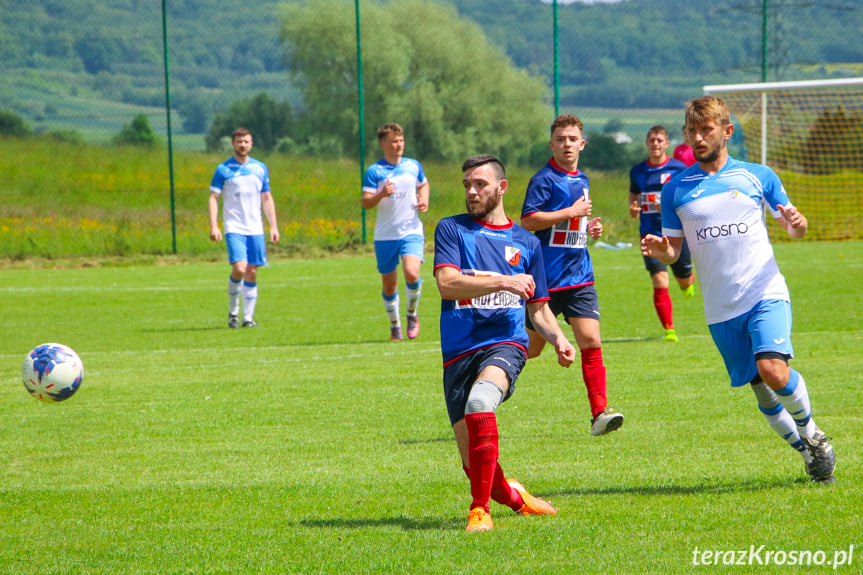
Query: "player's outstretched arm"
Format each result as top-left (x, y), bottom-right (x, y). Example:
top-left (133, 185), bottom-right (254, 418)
top-left (641, 234), bottom-right (682, 264)
top-left (434, 266), bottom-right (536, 301)
top-left (777, 204), bottom-right (807, 239)
top-left (526, 302), bottom-right (575, 367)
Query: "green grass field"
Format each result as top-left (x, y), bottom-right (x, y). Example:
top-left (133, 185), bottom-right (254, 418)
top-left (1, 241), bottom-right (861, 574)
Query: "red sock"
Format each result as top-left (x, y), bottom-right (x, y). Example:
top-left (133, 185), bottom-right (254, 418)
top-left (464, 412), bottom-right (499, 513)
top-left (581, 347), bottom-right (607, 418)
top-left (653, 287), bottom-right (674, 329)
top-left (462, 463), bottom-right (523, 511)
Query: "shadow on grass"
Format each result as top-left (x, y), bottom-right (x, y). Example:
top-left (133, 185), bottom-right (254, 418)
top-left (398, 436), bottom-right (454, 445)
top-left (141, 326), bottom-right (225, 333)
top-left (547, 475), bottom-right (813, 498)
top-left (604, 335), bottom-right (662, 343)
top-left (299, 515), bottom-right (462, 531)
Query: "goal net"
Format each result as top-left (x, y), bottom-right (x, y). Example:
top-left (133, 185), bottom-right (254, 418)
top-left (704, 78), bottom-right (863, 241)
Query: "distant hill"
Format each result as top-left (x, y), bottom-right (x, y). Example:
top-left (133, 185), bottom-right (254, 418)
top-left (1, 0), bottom-right (860, 144)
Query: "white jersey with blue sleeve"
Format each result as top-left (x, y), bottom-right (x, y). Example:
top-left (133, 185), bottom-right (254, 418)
top-left (210, 157), bottom-right (271, 236)
top-left (661, 157), bottom-right (791, 325)
top-left (363, 157), bottom-right (427, 241)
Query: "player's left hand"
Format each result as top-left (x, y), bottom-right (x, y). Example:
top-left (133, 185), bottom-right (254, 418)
top-left (587, 217), bottom-right (602, 239)
top-left (778, 204), bottom-right (806, 229)
top-left (270, 229), bottom-right (280, 243)
top-left (415, 198), bottom-right (429, 212)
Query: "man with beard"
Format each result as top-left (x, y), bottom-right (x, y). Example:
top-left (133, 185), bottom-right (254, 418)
top-left (434, 154), bottom-right (576, 532)
top-left (642, 96), bottom-right (836, 484)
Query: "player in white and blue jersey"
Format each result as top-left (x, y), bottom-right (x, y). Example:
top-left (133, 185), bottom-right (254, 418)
top-left (628, 125), bottom-right (695, 342)
top-left (208, 127), bottom-right (280, 329)
top-left (435, 155), bottom-right (575, 532)
top-left (642, 96), bottom-right (835, 483)
top-left (362, 123), bottom-right (430, 341)
top-left (521, 114), bottom-right (624, 436)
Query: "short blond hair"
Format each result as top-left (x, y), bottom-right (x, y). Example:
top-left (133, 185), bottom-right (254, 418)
top-left (685, 96), bottom-right (731, 130)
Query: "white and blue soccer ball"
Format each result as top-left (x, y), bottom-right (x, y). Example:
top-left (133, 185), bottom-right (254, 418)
top-left (22, 343), bottom-right (84, 403)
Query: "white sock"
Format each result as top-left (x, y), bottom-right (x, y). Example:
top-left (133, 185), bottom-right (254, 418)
top-left (228, 276), bottom-right (242, 316)
top-left (242, 281), bottom-right (258, 322)
top-left (751, 383), bottom-right (811, 463)
top-left (406, 280), bottom-right (421, 317)
top-left (774, 370), bottom-right (817, 438)
top-left (383, 291), bottom-right (400, 326)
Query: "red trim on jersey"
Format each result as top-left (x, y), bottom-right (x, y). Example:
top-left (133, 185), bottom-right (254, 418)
top-left (549, 157), bottom-right (580, 177)
top-left (442, 342), bottom-right (527, 368)
top-left (646, 156), bottom-right (671, 168)
top-left (470, 216), bottom-right (513, 230)
top-left (549, 281), bottom-right (594, 292)
top-left (527, 296), bottom-right (551, 305)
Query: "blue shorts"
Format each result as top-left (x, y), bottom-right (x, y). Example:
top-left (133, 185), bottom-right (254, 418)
top-left (374, 234), bottom-right (424, 274)
top-left (226, 233), bottom-right (268, 266)
top-left (643, 237), bottom-right (693, 279)
top-left (708, 299), bottom-right (794, 388)
top-left (442, 344), bottom-right (526, 426)
top-left (525, 284), bottom-right (599, 331)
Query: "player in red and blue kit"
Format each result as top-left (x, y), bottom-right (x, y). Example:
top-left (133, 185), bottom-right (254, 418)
top-left (628, 125), bottom-right (696, 342)
top-left (435, 155), bottom-right (576, 532)
top-left (521, 114), bottom-right (624, 436)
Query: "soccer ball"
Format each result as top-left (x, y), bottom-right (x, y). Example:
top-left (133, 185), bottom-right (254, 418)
top-left (22, 343), bottom-right (84, 403)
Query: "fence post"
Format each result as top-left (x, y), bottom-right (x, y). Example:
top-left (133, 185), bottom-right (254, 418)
top-left (161, 0), bottom-right (177, 254)
top-left (356, 0), bottom-right (367, 244)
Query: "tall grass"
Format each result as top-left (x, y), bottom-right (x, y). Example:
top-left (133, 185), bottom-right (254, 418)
top-left (2, 138), bottom-right (637, 262)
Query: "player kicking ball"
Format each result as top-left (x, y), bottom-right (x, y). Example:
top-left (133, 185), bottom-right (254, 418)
top-left (434, 155), bottom-right (576, 532)
top-left (642, 96), bottom-right (836, 484)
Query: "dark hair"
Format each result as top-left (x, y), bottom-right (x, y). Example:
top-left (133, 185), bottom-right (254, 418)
top-left (377, 123), bottom-right (404, 141)
top-left (232, 127), bottom-right (252, 140)
top-left (646, 125), bottom-right (668, 139)
top-left (462, 154), bottom-right (506, 180)
top-left (550, 114), bottom-right (583, 136)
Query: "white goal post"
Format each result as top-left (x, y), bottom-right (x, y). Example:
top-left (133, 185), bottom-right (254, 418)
top-left (704, 77), bottom-right (863, 165)
top-left (702, 78), bottom-right (863, 241)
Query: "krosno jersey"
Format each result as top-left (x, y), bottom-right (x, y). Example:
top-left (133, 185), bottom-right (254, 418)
top-left (661, 157), bottom-right (791, 325)
top-left (521, 159), bottom-right (594, 291)
top-left (629, 156), bottom-right (687, 237)
top-left (434, 215), bottom-right (549, 365)
top-left (363, 157), bottom-right (427, 241)
top-left (210, 157), bottom-right (271, 235)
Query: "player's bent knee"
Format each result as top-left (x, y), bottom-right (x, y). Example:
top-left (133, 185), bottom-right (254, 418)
top-left (465, 379), bottom-right (504, 414)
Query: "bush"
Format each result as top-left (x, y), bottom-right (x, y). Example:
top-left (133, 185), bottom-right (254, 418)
top-left (113, 114), bottom-right (159, 147)
top-left (0, 109), bottom-right (33, 138)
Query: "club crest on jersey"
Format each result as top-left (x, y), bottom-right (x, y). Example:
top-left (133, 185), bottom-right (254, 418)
top-left (660, 172), bottom-right (672, 184)
top-left (505, 246), bottom-right (521, 266)
top-left (728, 188), bottom-right (740, 198)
